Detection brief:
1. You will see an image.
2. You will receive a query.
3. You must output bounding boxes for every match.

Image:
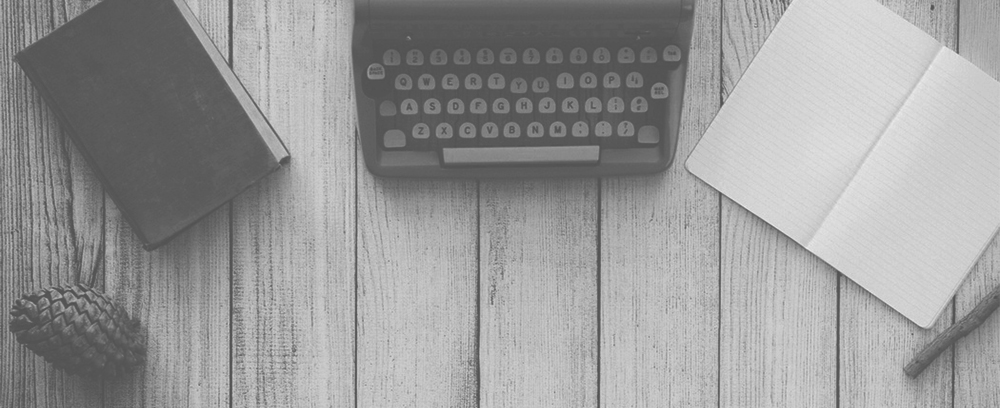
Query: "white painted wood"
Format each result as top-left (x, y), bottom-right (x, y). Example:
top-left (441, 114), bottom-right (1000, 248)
top-left (953, 0), bottom-right (1000, 405)
top-left (599, 1), bottom-right (722, 406)
top-left (479, 180), bottom-right (598, 408)
top-left (230, 0), bottom-right (356, 406)
top-left (356, 178), bottom-right (478, 407)
top-left (719, 2), bottom-right (838, 407)
top-left (838, 2), bottom-right (957, 407)
top-left (1, 1), bottom-right (105, 406)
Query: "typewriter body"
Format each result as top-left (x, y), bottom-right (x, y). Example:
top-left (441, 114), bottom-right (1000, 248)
top-left (353, 0), bottom-right (696, 177)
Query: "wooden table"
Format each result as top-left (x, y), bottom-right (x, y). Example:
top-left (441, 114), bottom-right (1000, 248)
top-left (2, 0), bottom-right (998, 406)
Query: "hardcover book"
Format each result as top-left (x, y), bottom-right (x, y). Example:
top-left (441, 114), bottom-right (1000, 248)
top-left (15, 0), bottom-right (290, 250)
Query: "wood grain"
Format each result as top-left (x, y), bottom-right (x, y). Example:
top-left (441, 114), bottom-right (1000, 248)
top-left (719, 2), bottom-right (838, 407)
top-left (953, 0), bottom-right (1000, 405)
top-left (598, 1), bottom-right (721, 407)
top-left (837, 2), bottom-right (957, 407)
top-left (230, 0), bottom-right (356, 406)
top-left (0, 0), bottom-right (104, 407)
top-left (479, 180), bottom-right (598, 408)
top-left (99, 0), bottom-right (232, 406)
top-left (355, 177), bottom-right (478, 407)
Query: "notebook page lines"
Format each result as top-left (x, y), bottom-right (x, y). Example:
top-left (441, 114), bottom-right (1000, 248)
top-left (686, 0), bottom-right (942, 244)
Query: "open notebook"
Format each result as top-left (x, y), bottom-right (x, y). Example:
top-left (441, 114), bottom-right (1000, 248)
top-left (686, 0), bottom-right (1000, 328)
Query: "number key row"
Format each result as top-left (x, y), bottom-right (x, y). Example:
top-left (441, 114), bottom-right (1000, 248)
top-left (381, 46), bottom-right (683, 66)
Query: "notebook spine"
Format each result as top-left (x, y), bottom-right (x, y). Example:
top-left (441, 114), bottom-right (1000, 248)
top-left (13, 52), bottom-right (152, 247)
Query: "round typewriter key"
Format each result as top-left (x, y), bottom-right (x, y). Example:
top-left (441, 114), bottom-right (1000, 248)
top-left (640, 47), bottom-right (658, 63)
top-left (470, 98), bottom-right (488, 114)
top-left (549, 121), bottom-right (567, 137)
top-left (511, 78), bottom-right (528, 94)
top-left (379, 100), bottom-right (397, 116)
top-left (482, 122), bottom-right (499, 138)
top-left (523, 48), bottom-right (541, 64)
top-left (580, 72), bottom-right (597, 89)
top-left (488, 73), bottom-right (506, 90)
top-left (638, 125), bottom-right (660, 144)
top-left (607, 97), bottom-right (624, 113)
top-left (492, 98), bottom-right (510, 114)
top-left (603, 72), bottom-right (621, 88)
top-left (465, 73), bottom-right (482, 90)
top-left (650, 82), bottom-right (669, 99)
top-left (477, 48), bottom-right (494, 65)
top-left (585, 97), bottom-right (602, 113)
top-left (503, 122), bottom-right (521, 138)
top-left (527, 122), bottom-right (544, 138)
top-left (447, 98), bottom-right (465, 114)
top-left (500, 48), bottom-right (517, 64)
top-left (395, 74), bottom-right (412, 90)
top-left (663, 45), bottom-right (682, 62)
top-left (383, 50), bottom-right (401, 66)
top-left (532, 77), bottom-right (550, 93)
top-left (617, 121), bottom-right (635, 137)
top-left (454, 49), bottom-right (471, 65)
top-left (570, 47), bottom-right (588, 64)
top-left (400, 98), bottom-right (419, 115)
top-left (593, 47), bottom-right (611, 63)
top-left (545, 48), bottom-right (563, 64)
top-left (515, 98), bottom-right (533, 114)
top-left (626, 72), bottom-right (643, 88)
top-left (436, 123), bottom-right (453, 139)
top-left (631, 96), bottom-right (648, 113)
top-left (459, 122), bottom-right (477, 138)
top-left (407, 49), bottom-right (424, 65)
top-left (412, 123), bottom-right (430, 139)
top-left (383, 130), bottom-right (406, 148)
top-left (538, 97), bottom-right (556, 113)
top-left (367, 63), bottom-right (385, 80)
top-left (556, 73), bottom-right (574, 89)
top-left (617, 47), bottom-right (635, 63)
top-left (595, 121), bottom-right (613, 137)
top-left (442, 74), bottom-right (460, 90)
top-left (424, 98), bottom-right (441, 114)
top-left (430, 49), bottom-right (448, 65)
top-left (561, 97), bottom-right (579, 113)
top-left (418, 74), bottom-right (436, 90)
top-left (572, 121), bottom-right (589, 137)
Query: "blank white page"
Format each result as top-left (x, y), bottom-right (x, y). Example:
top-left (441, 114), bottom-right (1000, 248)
top-left (808, 50), bottom-right (1000, 328)
top-left (686, 0), bottom-right (1000, 327)
top-left (685, 0), bottom-right (942, 244)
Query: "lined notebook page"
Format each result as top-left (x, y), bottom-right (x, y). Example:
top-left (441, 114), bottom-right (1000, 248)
top-left (685, 0), bottom-right (942, 244)
top-left (809, 51), bottom-right (1000, 328)
top-left (686, 0), bottom-right (1000, 327)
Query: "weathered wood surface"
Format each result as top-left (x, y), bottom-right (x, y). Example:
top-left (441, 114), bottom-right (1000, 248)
top-left (719, 2), bottom-right (839, 407)
top-left (953, 1), bottom-right (1000, 406)
top-left (1, 0), bottom-right (998, 407)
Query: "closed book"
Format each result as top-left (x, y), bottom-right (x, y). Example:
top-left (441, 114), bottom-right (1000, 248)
top-left (15, 0), bottom-right (290, 250)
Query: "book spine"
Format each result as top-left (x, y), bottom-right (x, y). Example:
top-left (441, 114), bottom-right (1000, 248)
top-left (171, 0), bottom-right (291, 166)
top-left (13, 51), bottom-right (153, 247)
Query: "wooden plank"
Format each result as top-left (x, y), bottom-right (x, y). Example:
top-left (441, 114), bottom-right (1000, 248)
top-left (718, 2), bottom-right (838, 407)
top-left (355, 178), bottom-right (478, 407)
top-left (598, 1), bottom-right (721, 406)
top-left (953, 0), bottom-right (1000, 405)
top-left (0, 1), bottom-right (104, 407)
top-left (99, 0), bottom-right (231, 406)
top-left (838, 2), bottom-right (958, 407)
top-left (479, 180), bottom-right (598, 407)
top-left (230, 0), bottom-right (356, 406)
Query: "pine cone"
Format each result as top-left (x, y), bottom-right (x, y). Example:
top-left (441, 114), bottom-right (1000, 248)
top-left (9, 284), bottom-right (145, 377)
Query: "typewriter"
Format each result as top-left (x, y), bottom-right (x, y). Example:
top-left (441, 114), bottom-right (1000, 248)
top-left (352, 0), bottom-right (695, 177)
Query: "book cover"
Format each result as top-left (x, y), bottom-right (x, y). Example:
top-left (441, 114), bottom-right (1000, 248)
top-left (15, 0), bottom-right (290, 250)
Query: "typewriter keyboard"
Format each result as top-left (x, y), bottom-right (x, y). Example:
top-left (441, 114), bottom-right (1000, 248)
top-left (363, 42), bottom-right (682, 156)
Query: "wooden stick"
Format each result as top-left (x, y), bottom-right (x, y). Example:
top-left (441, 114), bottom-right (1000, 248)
top-left (904, 282), bottom-right (1000, 378)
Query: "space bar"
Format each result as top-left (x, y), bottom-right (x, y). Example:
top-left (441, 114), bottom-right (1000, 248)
top-left (442, 146), bottom-right (600, 166)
